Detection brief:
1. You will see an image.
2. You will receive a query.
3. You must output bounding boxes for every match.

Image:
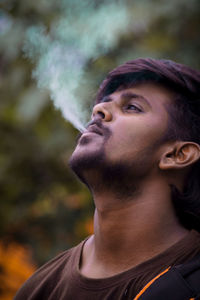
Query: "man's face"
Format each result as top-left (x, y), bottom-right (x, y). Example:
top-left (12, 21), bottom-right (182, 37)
top-left (69, 82), bottom-right (173, 185)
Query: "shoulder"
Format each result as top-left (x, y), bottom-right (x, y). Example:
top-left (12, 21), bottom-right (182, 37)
top-left (14, 240), bottom-right (84, 300)
top-left (134, 254), bottom-right (200, 300)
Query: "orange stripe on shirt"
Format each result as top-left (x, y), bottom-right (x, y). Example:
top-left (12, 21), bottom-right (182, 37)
top-left (133, 267), bottom-right (171, 300)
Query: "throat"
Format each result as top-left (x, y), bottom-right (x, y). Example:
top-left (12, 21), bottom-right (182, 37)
top-left (80, 198), bottom-right (189, 279)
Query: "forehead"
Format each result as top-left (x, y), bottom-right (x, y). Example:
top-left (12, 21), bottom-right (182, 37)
top-left (98, 82), bottom-right (175, 110)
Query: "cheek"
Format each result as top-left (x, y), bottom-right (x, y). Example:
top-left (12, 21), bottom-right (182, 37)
top-left (104, 116), bottom-right (167, 161)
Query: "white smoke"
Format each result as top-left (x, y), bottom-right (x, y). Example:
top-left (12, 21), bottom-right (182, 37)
top-left (24, 0), bottom-right (131, 131)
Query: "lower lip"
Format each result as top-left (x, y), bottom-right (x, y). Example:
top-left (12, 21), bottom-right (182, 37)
top-left (79, 131), bottom-right (101, 145)
top-left (78, 131), bottom-right (102, 143)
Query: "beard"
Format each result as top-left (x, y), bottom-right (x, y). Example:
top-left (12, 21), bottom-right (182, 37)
top-left (69, 141), bottom-right (106, 185)
top-left (69, 149), bottom-right (136, 199)
top-left (69, 134), bottom-right (156, 201)
top-left (69, 128), bottom-right (110, 186)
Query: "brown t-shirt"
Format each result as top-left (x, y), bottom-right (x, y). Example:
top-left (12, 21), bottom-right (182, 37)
top-left (14, 230), bottom-right (200, 300)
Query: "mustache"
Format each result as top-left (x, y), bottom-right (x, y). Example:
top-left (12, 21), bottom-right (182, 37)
top-left (86, 118), bottom-right (103, 130)
top-left (75, 118), bottom-right (111, 143)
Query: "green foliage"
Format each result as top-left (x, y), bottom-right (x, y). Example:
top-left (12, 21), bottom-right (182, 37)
top-left (0, 0), bottom-right (200, 267)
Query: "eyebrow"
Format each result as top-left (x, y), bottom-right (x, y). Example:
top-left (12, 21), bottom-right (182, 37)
top-left (100, 91), bottom-right (152, 108)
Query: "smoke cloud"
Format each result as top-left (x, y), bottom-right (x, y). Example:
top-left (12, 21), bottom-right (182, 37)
top-left (24, 0), bottom-right (131, 131)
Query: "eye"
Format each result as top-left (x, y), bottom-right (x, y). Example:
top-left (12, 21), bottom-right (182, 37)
top-left (125, 104), bottom-right (142, 112)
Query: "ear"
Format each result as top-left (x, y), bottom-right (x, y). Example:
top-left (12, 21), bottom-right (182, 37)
top-left (159, 141), bottom-right (200, 170)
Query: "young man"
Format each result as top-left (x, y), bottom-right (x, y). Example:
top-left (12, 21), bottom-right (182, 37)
top-left (15, 58), bottom-right (200, 299)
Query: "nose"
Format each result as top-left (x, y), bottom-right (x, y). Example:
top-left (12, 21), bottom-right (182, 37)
top-left (92, 102), bottom-right (112, 122)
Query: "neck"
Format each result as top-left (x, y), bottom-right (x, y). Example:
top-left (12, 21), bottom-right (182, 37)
top-left (80, 177), bottom-right (189, 278)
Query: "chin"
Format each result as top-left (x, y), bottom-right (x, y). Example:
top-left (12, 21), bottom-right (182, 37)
top-left (68, 146), bottom-right (105, 183)
top-left (69, 149), bottom-right (140, 198)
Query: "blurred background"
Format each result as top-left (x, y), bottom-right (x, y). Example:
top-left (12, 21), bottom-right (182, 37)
top-left (0, 0), bottom-right (200, 298)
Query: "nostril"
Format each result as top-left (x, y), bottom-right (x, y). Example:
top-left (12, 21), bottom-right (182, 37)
top-left (97, 111), bottom-right (105, 119)
top-left (92, 103), bottom-right (112, 121)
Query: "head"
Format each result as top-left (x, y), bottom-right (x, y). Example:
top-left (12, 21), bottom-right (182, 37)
top-left (94, 58), bottom-right (200, 230)
top-left (70, 58), bottom-right (200, 231)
